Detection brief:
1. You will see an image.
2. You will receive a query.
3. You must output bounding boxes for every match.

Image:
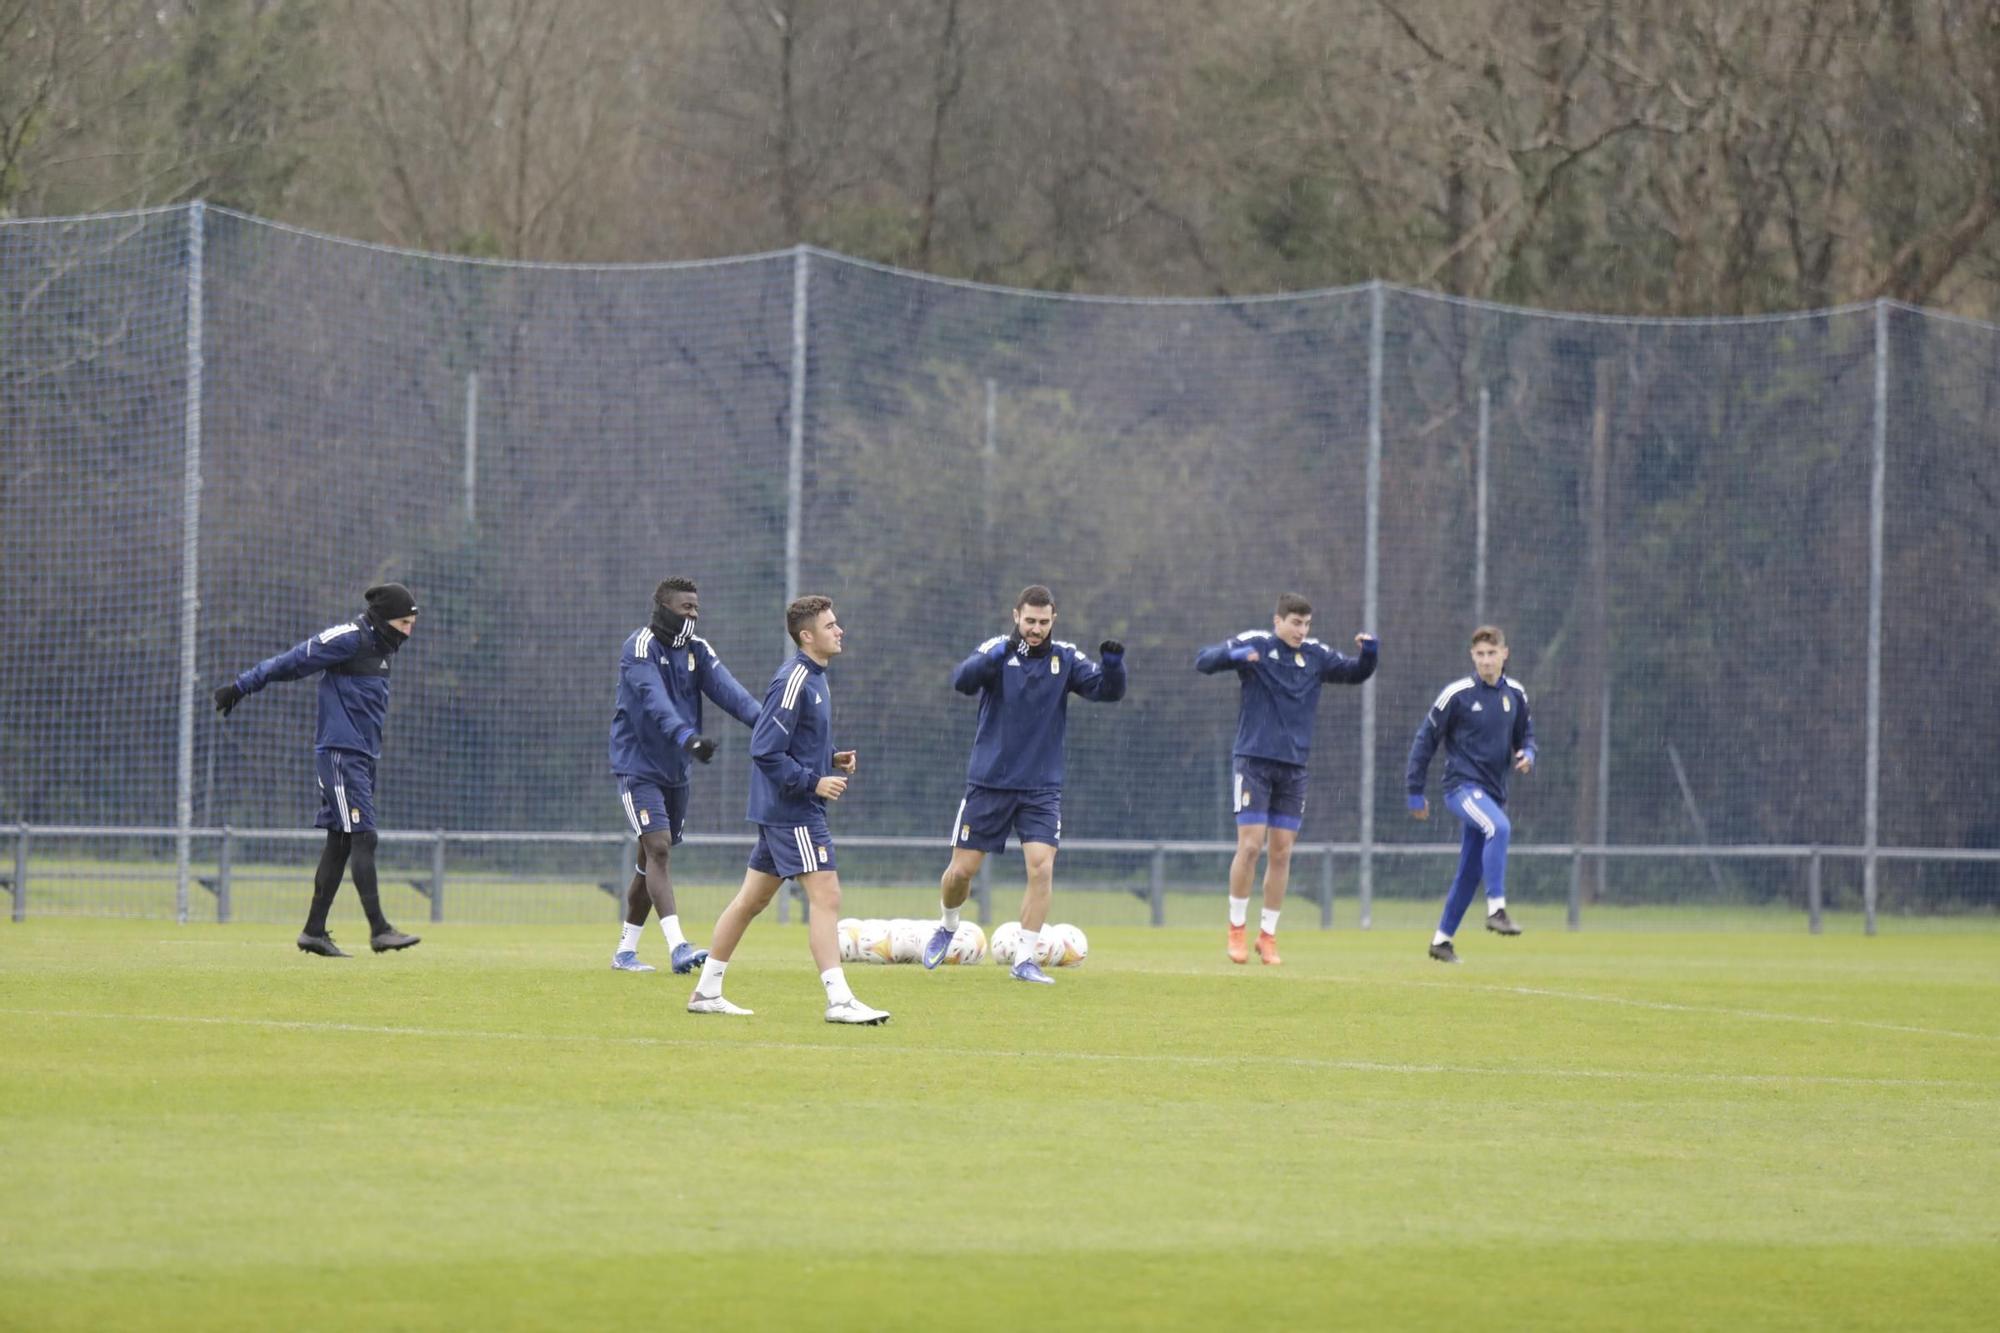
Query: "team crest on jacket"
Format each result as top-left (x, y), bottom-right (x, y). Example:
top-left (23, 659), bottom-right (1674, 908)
top-left (1503, 695), bottom-right (1512, 712)
top-left (1052, 656), bottom-right (1061, 674)
top-left (687, 652), bottom-right (695, 672)
top-left (1294, 652), bottom-right (1305, 667)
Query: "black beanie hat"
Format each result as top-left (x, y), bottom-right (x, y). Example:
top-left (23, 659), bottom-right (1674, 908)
top-left (364, 582), bottom-right (419, 621)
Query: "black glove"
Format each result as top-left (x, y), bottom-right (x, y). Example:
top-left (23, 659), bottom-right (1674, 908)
top-left (1098, 639), bottom-right (1124, 658)
top-left (683, 734), bottom-right (718, 764)
top-left (212, 682), bottom-right (244, 716)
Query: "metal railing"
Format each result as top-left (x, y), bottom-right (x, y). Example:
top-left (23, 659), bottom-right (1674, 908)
top-left (7, 823), bottom-right (1998, 933)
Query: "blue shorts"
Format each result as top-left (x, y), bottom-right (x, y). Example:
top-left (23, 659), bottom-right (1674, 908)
top-left (951, 785), bottom-right (1061, 853)
top-left (314, 749), bottom-right (376, 833)
top-left (616, 776), bottom-right (688, 845)
top-left (748, 814), bottom-right (837, 879)
top-left (1234, 756), bottom-right (1307, 831)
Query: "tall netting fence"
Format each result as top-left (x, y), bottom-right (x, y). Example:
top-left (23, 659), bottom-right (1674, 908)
top-left (3, 206), bottom-right (1996, 925)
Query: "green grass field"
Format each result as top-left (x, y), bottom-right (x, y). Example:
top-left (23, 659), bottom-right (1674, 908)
top-left (3, 915), bottom-right (1997, 1331)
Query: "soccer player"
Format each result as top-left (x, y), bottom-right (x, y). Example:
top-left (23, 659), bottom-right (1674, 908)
top-left (922, 585), bottom-right (1126, 984)
top-left (1195, 593), bottom-right (1377, 965)
top-left (1405, 624), bottom-right (1536, 963)
top-left (607, 577), bottom-right (762, 974)
top-left (686, 596), bottom-right (887, 1024)
top-left (210, 582), bottom-right (423, 957)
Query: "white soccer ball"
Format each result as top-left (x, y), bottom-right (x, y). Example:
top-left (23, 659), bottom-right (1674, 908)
top-left (989, 920), bottom-right (1024, 965)
top-left (945, 921), bottom-right (988, 965)
top-left (853, 918), bottom-right (894, 965)
top-left (1040, 922), bottom-right (1087, 967)
top-left (836, 917), bottom-right (862, 964)
top-left (888, 918), bottom-right (929, 964)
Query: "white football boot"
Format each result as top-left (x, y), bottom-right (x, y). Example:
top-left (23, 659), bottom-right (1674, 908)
top-left (824, 997), bottom-right (891, 1026)
top-left (687, 990), bottom-right (754, 1016)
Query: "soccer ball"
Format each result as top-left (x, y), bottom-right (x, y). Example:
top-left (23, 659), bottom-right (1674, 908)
top-left (1046, 922), bottom-right (1088, 967)
top-left (853, 918), bottom-right (894, 964)
top-left (888, 918), bottom-right (929, 964)
top-left (989, 920), bottom-right (1024, 965)
top-left (944, 921), bottom-right (988, 965)
top-left (836, 917), bottom-right (862, 964)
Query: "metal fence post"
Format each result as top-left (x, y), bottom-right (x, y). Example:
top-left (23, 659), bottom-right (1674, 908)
top-left (1319, 845), bottom-right (1334, 929)
top-left (784, 247), bottom-right (809, 611)
top-left (1807, 847), bottom-right (1823, 935)
top-left (975, 858), bottom-right (991, 925)
top-left (174, 199), bottom-right (206, 928)
top-left (216, 824), bottom-right (233, 924)
top-left (10, 825), bottom-right (26, 922)
top-left (1568, 849), bottom-right (1582, 931)
top-left (431, 830), bottom-right (447, 923)
top-left (1864, 300), bottom-right (1887, 937)
top-left (1358, 280), bottom-right (1384, 932)
top-left (1149, 846), bottom-right (1166, 927)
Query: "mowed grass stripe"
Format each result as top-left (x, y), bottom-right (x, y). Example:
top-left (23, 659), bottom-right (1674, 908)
top-left (0, 1005), bottom-right (1979, 1090)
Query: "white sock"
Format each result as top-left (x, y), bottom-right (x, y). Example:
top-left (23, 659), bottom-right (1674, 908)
top-left (940, 902), bottom-right (961, 931)
top-left (1487, 897), bottom-right (1506, 915)
top-left (1017, 928), bottom-right (1039, 966)
top-left (618, 922), bottom-right (643, 954)
top-left (1228, 896), bottom-right (1249, 928)
top-left (1433, 929), bottom-right (1452, 946)
top-left (821, 966), bottom-right (854, 1005)
top-left (695, 956), bottom-right (728, 996)
top-left (658, 913), bottom-right (688, 950)
top-left (1260, 908), bottom-right (1280, 936)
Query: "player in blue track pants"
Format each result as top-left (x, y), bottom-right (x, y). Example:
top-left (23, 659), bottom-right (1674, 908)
top-left (1405, 625), bottom-right (1537, 963)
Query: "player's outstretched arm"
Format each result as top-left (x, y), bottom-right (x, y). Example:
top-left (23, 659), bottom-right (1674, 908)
top-left (1194, 637), bottom-right (1258, 673)
top-left (1068, 640), bottom-right (1126, 702)
top-left (697, 644), bottom-right (763, 729)
top-left (951, 636), bottom-right (1011, 694)
top-left (1321, 633), bottom-right (1379, 684)
top-left (231, 623), bottom-right (368, 700)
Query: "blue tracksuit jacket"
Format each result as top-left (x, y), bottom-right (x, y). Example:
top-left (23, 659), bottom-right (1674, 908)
top-left (951, 637), bottom-right (1125, 791)
top-left (233, 618), bottom-right (399, 757)
top-left (747, 652), bottom-right (837, 826)
top-left (608, 622), bottom-right (760, 787)
top-left (1194, 632), bottom-right (1377, 767)
top-left (1405, 674), bottom-right (1537, 804)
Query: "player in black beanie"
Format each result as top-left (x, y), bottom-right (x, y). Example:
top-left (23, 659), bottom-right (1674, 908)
top-left (211, 583), bottom-right (423, 957)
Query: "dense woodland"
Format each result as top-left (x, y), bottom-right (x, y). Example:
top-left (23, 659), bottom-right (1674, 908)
top-left (7, 0), bottom-right (2000, 315)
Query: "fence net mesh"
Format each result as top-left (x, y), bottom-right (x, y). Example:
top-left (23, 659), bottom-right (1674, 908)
top-left (3, 207), bottom-right (1996, 918)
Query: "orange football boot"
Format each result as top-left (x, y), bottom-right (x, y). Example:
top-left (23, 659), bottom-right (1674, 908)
top-left (1255, 931), bottom-right (1282, 966)
top-left (1227, 923), bottom-right (1249, 964)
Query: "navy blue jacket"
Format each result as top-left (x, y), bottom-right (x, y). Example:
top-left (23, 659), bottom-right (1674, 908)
top-left (952, 637), bottom-right (1125, 791)
top-left (233, 618), bottom-right (399, 757)
top-left (608, 623), bottom-right (760, 787)
top-left (1406, 674), bottom-right (1537, 805)
top-left (1195, 632), bottom-right (1377, 767)
top-left (747, 652), bottom-right (837, 826)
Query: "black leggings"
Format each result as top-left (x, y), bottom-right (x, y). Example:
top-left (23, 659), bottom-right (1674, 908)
top-left (304, 829), bottom-right (390, 935)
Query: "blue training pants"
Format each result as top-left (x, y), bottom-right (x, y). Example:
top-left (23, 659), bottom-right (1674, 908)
top-left (1438, 785), bottom-right (1510, 938)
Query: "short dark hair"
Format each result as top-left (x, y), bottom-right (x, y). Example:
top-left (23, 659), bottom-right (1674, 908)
top-left (653, 577), bottom-right (697, 607)
top-left (1470, 624), bottom-right (1506, 648)
top-left (1275, 593), bottom-right (1313, 619)
top-left (1015, 584), bottom-right (1055, 610)
top-left (787, 594), bottom-right (834, 643)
